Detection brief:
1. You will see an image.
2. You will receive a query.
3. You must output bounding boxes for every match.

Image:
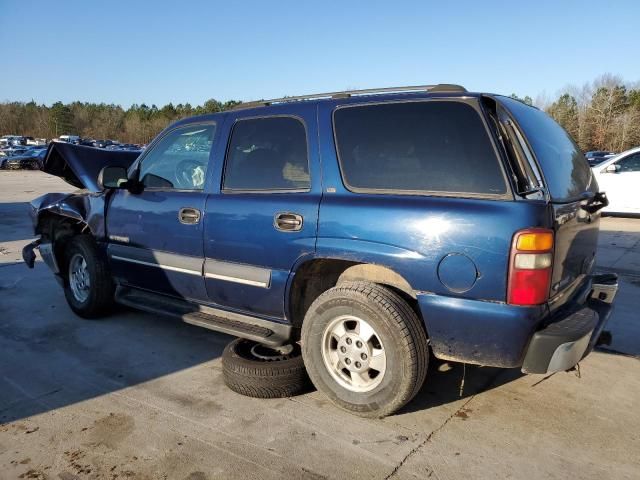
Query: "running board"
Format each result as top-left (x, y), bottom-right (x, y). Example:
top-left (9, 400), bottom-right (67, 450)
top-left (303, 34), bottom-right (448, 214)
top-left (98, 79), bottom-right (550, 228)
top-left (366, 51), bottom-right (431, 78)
top-left (115, 286), bottom-right (291, 346)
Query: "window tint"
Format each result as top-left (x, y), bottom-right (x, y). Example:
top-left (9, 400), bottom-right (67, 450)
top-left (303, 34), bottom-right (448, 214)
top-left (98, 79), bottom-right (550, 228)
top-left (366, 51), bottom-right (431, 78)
top-left (333, 101), bottom-right (506, 195)
top-left (616, 153), bottom-right (640, 172)
top-left (139, 124), bottom-right (215, 190)
top-left (223, 117), bottom-right (309, 191)
top-left (499, 97), bottom-right (595, 202)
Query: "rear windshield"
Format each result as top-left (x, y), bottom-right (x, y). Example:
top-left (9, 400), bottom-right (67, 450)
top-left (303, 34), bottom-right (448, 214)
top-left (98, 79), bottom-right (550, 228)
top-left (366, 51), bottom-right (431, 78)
top-left (333, 101), bottom-right (507, 196)
top-left (499, 96), bottom-right (595, 202)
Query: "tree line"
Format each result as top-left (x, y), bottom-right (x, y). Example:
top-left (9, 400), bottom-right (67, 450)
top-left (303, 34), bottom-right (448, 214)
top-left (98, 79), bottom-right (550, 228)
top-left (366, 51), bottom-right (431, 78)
top-left (0, 99), bottom-right (241, 145)
top-left (1, 74), bottom-right (639, 151)
top-left (512, 74), bottom-right (640, 153)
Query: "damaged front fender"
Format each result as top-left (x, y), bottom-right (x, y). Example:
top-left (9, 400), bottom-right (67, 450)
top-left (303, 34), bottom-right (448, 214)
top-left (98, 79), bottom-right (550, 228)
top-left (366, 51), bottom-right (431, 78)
top-left (29, 191), bottom-right (108, 239)
top-left (25, 143), bottom-right (138, 275)
top-left (25, 192), bottom-right (108, 277)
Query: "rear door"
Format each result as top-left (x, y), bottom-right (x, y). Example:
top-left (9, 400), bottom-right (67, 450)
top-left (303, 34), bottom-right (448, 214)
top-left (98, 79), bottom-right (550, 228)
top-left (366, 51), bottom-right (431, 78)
top-left (498, 97), bottom-right (601, 309)
top-left (202, 104), bottom-right (321, 319)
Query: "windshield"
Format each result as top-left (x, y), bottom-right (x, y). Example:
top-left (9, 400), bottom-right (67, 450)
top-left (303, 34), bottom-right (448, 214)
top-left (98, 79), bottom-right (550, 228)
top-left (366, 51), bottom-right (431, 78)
top-left (499, 96), bottom-right (595, 202)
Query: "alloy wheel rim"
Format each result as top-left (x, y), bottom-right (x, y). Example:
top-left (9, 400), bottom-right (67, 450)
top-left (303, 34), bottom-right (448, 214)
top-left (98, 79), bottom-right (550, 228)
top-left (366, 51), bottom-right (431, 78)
top-left (321, 315), bottom-right (386, 393)
top-left (69, 253), bottom-right (90, 303)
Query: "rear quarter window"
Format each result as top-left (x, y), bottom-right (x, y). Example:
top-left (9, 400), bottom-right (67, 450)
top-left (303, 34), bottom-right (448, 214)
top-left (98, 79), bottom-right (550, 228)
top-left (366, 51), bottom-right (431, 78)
top-left (333, 101), bottom-right (507, 196)
top-left (498, 96), bottom-right (595, 202)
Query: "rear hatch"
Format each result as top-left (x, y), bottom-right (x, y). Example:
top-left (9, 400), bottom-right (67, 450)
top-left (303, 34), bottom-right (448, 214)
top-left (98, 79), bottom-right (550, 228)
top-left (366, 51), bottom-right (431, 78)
top-left (497, 97), bottom-right (604, 311)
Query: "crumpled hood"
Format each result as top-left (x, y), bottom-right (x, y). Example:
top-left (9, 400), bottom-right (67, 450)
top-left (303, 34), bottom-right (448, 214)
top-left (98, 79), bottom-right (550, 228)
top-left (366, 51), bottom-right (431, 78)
top-left (42, 142), bottom-right (140, 192)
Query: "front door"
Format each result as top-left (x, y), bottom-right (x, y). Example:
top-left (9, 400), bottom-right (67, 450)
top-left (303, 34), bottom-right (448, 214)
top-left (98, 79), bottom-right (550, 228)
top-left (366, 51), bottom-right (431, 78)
top-left (106, 122), bottom-right (218, 302)
top-left (202, 104), bottom-right (321, 319)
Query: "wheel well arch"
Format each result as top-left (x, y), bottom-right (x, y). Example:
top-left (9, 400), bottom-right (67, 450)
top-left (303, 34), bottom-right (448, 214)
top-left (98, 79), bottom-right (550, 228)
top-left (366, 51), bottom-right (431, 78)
top-left (336, 264), bottom-right (416, 299)
top-left (287, 258), bottom-right (420, 334)
top-left (36, 211), bottom-right (92, 269)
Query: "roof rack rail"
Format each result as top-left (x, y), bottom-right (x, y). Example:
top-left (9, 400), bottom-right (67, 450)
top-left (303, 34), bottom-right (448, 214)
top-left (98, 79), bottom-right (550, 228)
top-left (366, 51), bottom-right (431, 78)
top-left (232, 84), bottom-right (467, 110)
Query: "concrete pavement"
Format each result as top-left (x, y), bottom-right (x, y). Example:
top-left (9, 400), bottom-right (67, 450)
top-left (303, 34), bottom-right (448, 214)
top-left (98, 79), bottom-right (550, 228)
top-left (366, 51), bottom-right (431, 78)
top-left (0, 171), bottom-right (638, 480)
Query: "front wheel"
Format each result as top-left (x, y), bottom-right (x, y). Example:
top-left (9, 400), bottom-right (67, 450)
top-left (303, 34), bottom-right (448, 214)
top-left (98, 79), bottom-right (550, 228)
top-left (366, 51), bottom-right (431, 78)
top-left (63, 235), bottom-right (115, 318)
top-left (301, 282), bottom-right (428, 418)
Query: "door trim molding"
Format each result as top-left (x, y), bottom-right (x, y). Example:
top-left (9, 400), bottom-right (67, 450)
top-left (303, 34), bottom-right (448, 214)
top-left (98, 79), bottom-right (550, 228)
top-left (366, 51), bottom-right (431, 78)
top-left (110, 255), bottom-right (202, 276)
top-left (107, 244), bottom-right (272, 288)
top-left (108, 244), bottom-right (203, 276)
top-left (204, 258), bottom-right (271, 289)
top-left (203, 272), bottom-right (269, 288)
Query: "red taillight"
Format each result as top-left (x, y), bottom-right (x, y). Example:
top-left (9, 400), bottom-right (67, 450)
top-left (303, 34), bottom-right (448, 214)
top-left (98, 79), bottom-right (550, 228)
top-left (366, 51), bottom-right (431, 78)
top-left (507, 228), bottom-right (554, 306)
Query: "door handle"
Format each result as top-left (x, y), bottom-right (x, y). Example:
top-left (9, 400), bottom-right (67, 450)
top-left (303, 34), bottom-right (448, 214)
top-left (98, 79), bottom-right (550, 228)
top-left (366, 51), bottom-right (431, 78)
top-left (179, 207), bottom-right (201, 225)
top-left (274, 212), bottom-right (303, 232)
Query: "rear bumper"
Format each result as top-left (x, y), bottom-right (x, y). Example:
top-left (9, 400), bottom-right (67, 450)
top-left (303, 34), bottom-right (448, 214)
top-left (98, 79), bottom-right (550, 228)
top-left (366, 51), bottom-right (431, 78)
top-left (417, 273), bottom-right (618, 370)
top-left (521, 274), bottom-right (618, 374)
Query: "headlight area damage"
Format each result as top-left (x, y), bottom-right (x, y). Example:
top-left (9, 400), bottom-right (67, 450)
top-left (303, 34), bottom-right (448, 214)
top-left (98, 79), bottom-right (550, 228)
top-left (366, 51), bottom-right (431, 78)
top-left (22, 143), bottom-right (139, 277)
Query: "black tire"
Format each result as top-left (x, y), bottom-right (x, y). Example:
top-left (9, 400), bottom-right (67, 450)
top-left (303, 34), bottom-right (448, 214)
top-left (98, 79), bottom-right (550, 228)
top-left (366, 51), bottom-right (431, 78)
top-left (63, 235), bottom-right (115, 318)
top-left (222, 339), bottom-right (311, 398)
top-left (301, 282), bottom-right (428, 418)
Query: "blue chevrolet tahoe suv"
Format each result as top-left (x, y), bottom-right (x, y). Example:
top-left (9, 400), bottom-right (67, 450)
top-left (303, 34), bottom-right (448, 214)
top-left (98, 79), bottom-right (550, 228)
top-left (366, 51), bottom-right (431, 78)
top-left (24, 84), bottom-right (617, 417)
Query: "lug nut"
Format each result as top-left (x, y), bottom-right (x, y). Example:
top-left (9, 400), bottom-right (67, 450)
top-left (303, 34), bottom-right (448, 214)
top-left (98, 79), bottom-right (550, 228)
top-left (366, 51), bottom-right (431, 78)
top-left (346, 338), bottom-right (352, 345)
top-left (345, 358), bottom-right (351, 365)
top-left (355, 361), bottom-right (362, 368)
top-left (340, 346), bottom-right (347, 353)
top-left (361, 353), bottom-right (367, 360)
top-left (356, 341), bottom-right (363, 348)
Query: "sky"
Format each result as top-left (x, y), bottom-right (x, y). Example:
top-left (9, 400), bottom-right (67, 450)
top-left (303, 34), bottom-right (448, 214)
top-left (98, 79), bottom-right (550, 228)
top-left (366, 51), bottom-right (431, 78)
top-left (1, 0), bottom-right (639, 107)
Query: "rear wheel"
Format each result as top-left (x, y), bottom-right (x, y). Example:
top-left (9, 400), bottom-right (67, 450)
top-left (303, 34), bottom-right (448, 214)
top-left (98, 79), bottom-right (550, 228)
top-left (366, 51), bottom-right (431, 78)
top-left (301, 282), bottom-right (428, 418)
top-left (63, 235), bottom-right (115, 318)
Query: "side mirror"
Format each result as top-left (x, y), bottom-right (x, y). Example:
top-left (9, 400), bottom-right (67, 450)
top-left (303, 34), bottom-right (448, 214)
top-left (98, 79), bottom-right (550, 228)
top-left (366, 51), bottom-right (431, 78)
top-left (605, 164), bottom-right (620, 173)
top-left (97, 166), bottom-right (128, 189)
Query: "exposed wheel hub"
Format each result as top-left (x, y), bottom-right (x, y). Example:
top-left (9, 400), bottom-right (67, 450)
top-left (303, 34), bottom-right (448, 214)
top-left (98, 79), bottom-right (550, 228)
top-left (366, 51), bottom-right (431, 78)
top-left (249, 343), bottom-right (295, 362)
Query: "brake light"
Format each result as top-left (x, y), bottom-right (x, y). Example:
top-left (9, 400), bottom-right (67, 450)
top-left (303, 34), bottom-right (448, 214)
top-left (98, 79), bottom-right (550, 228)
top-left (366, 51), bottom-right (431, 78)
top-left (507, 229), bottom-right (554, 306)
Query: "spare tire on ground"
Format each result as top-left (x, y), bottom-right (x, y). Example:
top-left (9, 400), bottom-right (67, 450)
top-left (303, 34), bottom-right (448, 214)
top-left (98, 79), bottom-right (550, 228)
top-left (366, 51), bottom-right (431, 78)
top-left (222, 338), bottom-right (311, 398)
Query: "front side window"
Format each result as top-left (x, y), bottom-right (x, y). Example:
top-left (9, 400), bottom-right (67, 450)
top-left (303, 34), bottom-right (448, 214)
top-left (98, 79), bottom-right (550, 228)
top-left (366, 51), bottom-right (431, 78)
top-left (616, 153), bottom-right (640, 172)
top-left (223, 117), bottom-right (310, 191)
top-left (333, 101), bottom-right (507, 196)
top-left (138, 123), bottom-right (216, 190)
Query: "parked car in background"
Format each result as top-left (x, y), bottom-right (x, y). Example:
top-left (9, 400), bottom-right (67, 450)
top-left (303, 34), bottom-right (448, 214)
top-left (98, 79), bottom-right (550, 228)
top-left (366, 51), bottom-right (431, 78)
top-left (22, 85), bottom-right (617, 418)
top-left (592, 146), bottom-right (640, 215)
top-left (91, 139), bottom-right (110, 148)
top-left (3, 147), bottom-right (47, 170)
top-left (26, 137), bottom-right (47, 146)
top-left (585, 150), bottom-right (616, 167)
top-left (0, 135), bottom-right (27, 147)
top-left (122, 144), bottom-right (142, 151)
top-left (0, 146), bottom-right (29, 166)
top-left (59, 135), bottom-right (81, 144)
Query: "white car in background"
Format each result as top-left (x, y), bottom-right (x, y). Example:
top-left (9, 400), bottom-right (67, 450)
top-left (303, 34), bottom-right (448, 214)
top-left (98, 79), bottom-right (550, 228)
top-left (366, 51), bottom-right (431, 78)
top-left (592, 146), bottom-right (640, 215)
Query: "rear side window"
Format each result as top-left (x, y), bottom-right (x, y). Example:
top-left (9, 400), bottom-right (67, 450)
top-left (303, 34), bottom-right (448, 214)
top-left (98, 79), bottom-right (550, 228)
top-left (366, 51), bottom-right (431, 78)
top-left (223, 116), bottom-right (310, 191)
top-left (333, 101), bottom-right (507, 196)
top-left (499, 96), bottom-right (595, 202)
